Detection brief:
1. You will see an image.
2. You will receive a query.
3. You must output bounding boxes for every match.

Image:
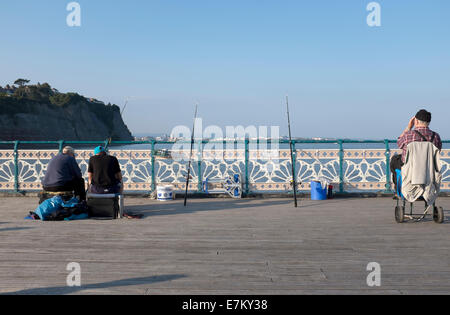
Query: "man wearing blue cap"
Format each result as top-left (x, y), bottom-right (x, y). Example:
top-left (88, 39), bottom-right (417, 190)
top-left (88, 146), bottom-right (123, 194)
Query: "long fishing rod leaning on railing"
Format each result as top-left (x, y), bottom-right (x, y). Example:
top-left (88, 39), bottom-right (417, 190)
top-left (286, 96), bottom-right (298, 208)
top-left (184, 105), bottom-right (198, 207)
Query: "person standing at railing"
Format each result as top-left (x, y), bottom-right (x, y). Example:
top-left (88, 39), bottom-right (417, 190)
top-left (390, 109), bottom-right (442, 193)
top-left (42, 146), bottom-right (86, 201)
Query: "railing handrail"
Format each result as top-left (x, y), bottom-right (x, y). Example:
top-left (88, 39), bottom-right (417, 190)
top-left (1, 139), bottom-right (449, 146)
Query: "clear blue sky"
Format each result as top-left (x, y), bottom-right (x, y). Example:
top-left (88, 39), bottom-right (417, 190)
top-left (1, 0), bottom-right (449, 139)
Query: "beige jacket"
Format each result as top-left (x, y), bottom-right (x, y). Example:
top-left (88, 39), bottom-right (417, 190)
top-left (401, 141), bottom-right (442, 205)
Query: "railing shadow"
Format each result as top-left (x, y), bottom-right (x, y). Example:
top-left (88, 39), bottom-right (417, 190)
top-left (2, 274), bottom-right (186, 295)
top-left (123, 198), bottom-right (349, 218)
top-left (125, 199), bottom-right (293, 218)
top-left (396, 209), bottom-right (450, 224)
top-left (0, 227), bottom-right (34, 232)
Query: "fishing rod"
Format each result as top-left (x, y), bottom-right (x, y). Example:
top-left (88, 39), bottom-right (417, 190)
top-left (286, 96), bottom-right (298, 208)
top-left (184, 104), bottom-right (198, 207)
top-left (105, 98), bottom-right (130, 151)
top-left (120, 98), bottom-right (129, 117)
top-left (87, 98), bottom-right (130, 194)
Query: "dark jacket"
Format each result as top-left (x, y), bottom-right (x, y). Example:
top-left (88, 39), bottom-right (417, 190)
top-left (42, 153), bottom-right (82, 188)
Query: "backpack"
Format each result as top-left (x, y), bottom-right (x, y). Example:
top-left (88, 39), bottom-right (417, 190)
top-left (414, 130), bottom-right (436, 143)
top-left (33, 197), bottom-right (87, 221)
top-left (47, 200), bottom-right (89, 221)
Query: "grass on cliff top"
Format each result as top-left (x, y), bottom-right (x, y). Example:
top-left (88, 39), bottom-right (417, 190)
top-left (0, 83), bottom-right (121, 134)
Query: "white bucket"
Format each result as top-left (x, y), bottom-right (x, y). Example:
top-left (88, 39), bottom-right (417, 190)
top-left (157, 185), bottom-right (174, 201)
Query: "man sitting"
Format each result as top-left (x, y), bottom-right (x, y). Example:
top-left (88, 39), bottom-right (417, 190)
top-left (88, 146), bottom-right (123, 194)
top-left (42, 146), bottom-right (86, 201)
top-left (390, 109), bottom-right (442, 194)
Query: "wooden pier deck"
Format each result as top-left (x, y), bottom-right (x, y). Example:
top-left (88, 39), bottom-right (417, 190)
top-left (0, 196), bottom-right (449, 295)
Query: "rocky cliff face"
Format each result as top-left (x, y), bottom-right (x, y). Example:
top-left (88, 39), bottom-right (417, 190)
top-left (0, 98), bottom-right (133, 141)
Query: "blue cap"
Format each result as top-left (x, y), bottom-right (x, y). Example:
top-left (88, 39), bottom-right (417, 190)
top-left (94, 146), bottom-right (105, 155)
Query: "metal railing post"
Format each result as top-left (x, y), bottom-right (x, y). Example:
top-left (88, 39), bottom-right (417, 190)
top-left (58, 140), bottom-right (65, 153)
top-left (244, 138), bottom-right (250, 195)
top-left (384, 139), bottom-right (392, 193)
top-left (338, 140), bottom-right (344, 193)
top-left (151, 140), bottom-right (156, 193)
top-left (197, 140), bottom-right (202, 193)
top-left (13, 141), bottom-right (19, 192)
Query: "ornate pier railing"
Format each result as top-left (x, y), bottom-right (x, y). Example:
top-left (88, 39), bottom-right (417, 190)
top-left (1, 139), bottom-right (450, 194)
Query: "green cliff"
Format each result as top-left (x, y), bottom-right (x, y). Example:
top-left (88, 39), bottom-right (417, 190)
top-left (0, 82), bottom-right (133, 141)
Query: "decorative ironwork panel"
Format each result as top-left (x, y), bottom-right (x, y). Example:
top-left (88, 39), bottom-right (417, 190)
top-left (247, 150), bottom-right (340, 192)
top-left (155, 149), bottom-right (200, 190)
top-left (439, 150), bottom-right (450, 191)
top-left (201, 149), bottom-right (246, 185)
top-left (0, 147), bottom-right (449, 193)
top-left (0, 150), bottom-right (15, 190)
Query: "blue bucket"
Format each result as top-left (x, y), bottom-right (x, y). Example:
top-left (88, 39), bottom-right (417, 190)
top-left (311, 181), bottom-right (327, 200)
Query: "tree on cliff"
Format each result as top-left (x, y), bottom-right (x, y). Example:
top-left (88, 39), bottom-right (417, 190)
top-left (14, 79), bottom-right (30, 87)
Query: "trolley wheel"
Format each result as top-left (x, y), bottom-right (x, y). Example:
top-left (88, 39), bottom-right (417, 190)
top-left (433, 206), bottom-right (444, 224)
top-left (395, 206), bottom-right (405, 223)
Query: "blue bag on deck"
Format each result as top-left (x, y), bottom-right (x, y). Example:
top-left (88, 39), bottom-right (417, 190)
top-left (32, 196), bottom-right (84, 221)
top-left (62, 197), bottom-right (80, 208)
top-left (64, 213), bottom-right (89, 221)
top-left (34, 196), bottom-right (64, 221)
top-left (396, 169), bottom-right (404, 198)
top-left (311, 181), bottom-right (328, 200)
